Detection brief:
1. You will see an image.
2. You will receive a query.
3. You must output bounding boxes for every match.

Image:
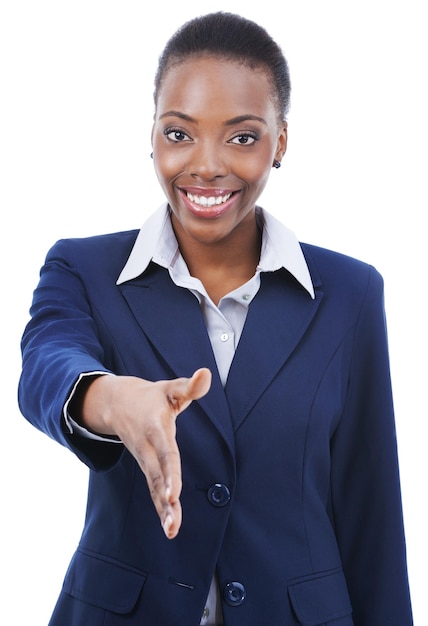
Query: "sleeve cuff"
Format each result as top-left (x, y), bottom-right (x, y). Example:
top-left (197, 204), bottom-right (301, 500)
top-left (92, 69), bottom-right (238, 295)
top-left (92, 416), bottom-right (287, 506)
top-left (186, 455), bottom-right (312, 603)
top-left (64, 372), bottom-right (122, 443)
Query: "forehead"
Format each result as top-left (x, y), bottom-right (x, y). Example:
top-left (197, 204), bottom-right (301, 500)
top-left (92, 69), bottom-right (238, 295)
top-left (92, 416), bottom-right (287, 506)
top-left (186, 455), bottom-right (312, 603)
top-left (156, 55), bottom-right (278, 120)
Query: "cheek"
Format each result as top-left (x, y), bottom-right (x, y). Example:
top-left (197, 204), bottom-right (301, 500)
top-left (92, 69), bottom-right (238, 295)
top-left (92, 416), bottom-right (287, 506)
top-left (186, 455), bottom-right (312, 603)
top-left (236, 159), bottom-right (271, 190)
top-left (233, 140), bottom-right (276, 187)
top-left (152, 129), bottom-right (181, 178)
top-left (153, 146), bottom-right (184, 183)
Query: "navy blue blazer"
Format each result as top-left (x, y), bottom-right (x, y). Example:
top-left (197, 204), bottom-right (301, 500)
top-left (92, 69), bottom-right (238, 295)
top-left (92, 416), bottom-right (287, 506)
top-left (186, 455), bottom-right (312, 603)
top-left (18, 230), bottom-right (413, 625)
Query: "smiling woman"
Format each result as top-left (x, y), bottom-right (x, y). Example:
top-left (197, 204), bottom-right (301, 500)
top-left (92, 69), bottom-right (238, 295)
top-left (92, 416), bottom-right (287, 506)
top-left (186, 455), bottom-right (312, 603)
top-left (17, 11), bottom-right (413, 626)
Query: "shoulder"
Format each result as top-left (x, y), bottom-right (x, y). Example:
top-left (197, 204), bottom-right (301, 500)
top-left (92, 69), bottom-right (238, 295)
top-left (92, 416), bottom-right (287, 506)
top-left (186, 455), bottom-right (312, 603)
top-left (44, 229), bottom-right (140, 280)
top-left (49, 229), bottom-right (140, 254)
top-left (46, 229), bottom-right (140, 258)
top-left (300, 243), bottom-right (385, 320)
top-left (301, 242), bottom-right (383, 291)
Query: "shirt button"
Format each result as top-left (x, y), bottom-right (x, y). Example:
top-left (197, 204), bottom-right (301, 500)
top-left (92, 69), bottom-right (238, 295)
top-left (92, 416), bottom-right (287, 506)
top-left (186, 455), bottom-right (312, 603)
top-left (201, 607), bottom-right (209, 622)
top-left (242, 293), bottom-right (251, 301)
top-left (220, 333), bottom-right (229, 342)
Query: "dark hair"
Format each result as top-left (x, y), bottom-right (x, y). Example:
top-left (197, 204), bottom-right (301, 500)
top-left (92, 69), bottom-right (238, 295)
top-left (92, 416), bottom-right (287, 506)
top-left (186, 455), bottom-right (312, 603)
top-left (154, 12), bottom-right (291, 119)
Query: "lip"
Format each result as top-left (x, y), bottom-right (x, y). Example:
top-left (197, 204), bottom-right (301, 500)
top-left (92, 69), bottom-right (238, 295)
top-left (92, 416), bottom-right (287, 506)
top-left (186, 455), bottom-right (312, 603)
top-left (178, 187), bottom-right (240, 219)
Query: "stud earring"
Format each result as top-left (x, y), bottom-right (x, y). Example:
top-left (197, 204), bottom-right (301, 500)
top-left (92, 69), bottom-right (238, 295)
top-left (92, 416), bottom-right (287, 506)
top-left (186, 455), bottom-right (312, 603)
top-left (273, 160), bottom-right (281, 169)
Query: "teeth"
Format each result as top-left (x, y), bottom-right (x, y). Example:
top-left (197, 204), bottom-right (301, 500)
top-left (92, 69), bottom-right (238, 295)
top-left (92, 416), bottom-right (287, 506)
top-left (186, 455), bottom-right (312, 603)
top-left (187, 192), bottom-right (232, 207)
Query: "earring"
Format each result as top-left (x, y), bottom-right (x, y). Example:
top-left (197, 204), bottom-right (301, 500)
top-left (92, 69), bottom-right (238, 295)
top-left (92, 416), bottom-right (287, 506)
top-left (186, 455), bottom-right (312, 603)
top-left (273, 160), bottom-right (281, 169)
top-left (150, 152), bottom-right (153, 159)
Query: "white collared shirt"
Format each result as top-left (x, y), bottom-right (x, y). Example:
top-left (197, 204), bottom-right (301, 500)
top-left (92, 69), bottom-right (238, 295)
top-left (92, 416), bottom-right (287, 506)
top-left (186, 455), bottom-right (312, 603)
top-left (117, 203), bottom-right (314, 296)
top-left (67, 202), bottom-right (315, 626)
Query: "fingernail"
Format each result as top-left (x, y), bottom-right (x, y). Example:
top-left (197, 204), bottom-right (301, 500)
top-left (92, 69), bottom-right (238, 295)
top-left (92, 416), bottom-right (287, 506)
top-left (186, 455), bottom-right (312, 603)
top-left (165, 486), bottom-right (171, 501)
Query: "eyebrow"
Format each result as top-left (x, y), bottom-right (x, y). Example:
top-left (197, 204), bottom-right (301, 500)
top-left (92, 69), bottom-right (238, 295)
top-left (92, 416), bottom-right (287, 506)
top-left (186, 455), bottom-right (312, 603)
top-left (159, 111), bottom-right (194, 122)
top-left (158, 111), bottom-right (267, 125)
top-left (224, 114), bottom-right (267, 126)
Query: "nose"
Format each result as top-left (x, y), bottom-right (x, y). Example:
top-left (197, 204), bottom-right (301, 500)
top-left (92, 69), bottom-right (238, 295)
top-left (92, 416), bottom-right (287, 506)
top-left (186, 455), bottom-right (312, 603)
top-left (188, 140), bottom-right (228, 181)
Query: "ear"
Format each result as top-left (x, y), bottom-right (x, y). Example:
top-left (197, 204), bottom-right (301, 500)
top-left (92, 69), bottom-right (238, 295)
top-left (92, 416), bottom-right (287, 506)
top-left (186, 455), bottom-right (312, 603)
top-left (274, 121), bottom-right (288, 163)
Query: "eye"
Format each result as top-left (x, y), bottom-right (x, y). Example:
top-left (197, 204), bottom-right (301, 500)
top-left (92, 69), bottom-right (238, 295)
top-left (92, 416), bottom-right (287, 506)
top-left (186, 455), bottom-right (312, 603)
top-left (229, 133), bottom-right (258, 145)
top-left (164, 128), bottom-right (191, 142)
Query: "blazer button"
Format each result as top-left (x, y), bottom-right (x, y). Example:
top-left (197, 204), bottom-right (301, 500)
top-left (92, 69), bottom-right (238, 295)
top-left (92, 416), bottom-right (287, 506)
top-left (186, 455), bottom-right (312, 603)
top-left (207, 483), bottom-right (231, 507)
top-left (223, 581), bottom-right (246, 606)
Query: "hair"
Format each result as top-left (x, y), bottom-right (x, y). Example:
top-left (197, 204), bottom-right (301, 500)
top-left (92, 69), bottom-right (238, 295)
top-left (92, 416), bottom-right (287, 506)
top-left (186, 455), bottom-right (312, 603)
top-left (154, 12), bottom-right (291, 120)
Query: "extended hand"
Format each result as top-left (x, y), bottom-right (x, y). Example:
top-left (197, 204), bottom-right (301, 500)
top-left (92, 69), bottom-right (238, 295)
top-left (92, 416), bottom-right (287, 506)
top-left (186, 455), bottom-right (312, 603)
top-left (80, 368), bottom-right (212, 538)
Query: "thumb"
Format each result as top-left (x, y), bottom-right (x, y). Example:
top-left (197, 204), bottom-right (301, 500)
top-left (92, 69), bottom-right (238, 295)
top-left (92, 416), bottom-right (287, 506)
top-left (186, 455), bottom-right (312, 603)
top-left (165, 368), bottom-right (212, 415)
top-left (185, 367), bottom-right (212, 400)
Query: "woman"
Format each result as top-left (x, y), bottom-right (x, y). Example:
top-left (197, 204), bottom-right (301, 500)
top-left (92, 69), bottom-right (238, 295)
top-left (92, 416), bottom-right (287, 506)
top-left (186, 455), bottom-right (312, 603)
top-left (18, 11), bottom-right (413, 625)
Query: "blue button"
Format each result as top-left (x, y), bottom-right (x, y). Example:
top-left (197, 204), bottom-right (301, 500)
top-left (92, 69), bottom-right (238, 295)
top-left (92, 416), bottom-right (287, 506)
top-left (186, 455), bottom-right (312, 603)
top-left (207, 483), bottom-right (231, 507)
top-left (223, 581), bottom-right (246, 606)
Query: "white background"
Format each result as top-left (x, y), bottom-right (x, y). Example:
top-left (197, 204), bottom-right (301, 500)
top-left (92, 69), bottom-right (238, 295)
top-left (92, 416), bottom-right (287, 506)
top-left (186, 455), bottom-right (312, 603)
top-left (1, 1), bottom-right (426, 623)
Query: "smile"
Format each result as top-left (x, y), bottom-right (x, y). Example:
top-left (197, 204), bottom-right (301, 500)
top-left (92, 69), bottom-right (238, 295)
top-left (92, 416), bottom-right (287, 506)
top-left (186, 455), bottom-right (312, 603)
top-left (186, 192), bottom-right (232, 207)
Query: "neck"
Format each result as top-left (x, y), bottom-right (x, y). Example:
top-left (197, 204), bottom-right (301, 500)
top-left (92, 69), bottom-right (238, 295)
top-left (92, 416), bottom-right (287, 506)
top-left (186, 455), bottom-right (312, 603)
top-left (171, 212), bottom-right (262, 304)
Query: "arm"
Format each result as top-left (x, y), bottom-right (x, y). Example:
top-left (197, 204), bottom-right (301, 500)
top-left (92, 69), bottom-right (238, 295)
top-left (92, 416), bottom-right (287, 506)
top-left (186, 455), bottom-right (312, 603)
top-left (18, 240), bottom-right (117, 463)
top-left (18, 238), bottom-right (211, 538)
top-left (330, 267), bottom-right (412, 624)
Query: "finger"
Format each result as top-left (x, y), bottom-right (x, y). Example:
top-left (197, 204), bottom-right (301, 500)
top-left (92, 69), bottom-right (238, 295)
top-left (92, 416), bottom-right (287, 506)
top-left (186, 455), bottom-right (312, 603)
top-left (162, 498), bottom-right (182, 539)
top-left (138, 442), bottom-right (183, 538)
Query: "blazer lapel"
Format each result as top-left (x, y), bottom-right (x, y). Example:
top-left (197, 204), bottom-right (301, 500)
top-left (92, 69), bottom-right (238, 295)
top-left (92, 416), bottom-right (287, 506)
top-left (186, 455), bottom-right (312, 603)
top-left (119, 264), bottom-right (235, 448)
top-left (225, 270), bottom-right (324, 430)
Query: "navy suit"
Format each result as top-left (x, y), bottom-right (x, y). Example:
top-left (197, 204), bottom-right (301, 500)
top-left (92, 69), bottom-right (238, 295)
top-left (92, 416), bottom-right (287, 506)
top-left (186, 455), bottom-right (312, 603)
top-left (18, 230), bottom-right (413, 625)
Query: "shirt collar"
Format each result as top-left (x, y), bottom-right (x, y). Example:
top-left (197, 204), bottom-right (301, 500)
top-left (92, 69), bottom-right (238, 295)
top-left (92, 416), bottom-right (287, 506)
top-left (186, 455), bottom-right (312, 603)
top-left (116, 202), bottom-right (315, 299)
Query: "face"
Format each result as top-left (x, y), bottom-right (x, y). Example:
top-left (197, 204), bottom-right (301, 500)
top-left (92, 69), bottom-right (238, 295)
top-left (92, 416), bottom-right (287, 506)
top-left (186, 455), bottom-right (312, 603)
top-left (151, 55), bottom-right (287, 247)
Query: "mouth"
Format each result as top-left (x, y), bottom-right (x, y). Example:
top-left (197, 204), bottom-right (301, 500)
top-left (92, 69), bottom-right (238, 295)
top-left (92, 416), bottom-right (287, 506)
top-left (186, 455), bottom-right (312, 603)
top-left (179, 188), bottom-right (239, 217)
top-left (186, 191), bottom-right (233, 208)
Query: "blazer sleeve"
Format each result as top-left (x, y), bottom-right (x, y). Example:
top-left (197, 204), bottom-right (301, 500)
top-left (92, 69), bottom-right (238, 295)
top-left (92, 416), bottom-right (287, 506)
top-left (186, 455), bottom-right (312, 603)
top-left (330, 266), bottom-right (413, 625)
top-left (18, 239), bottom-right (124, 471)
